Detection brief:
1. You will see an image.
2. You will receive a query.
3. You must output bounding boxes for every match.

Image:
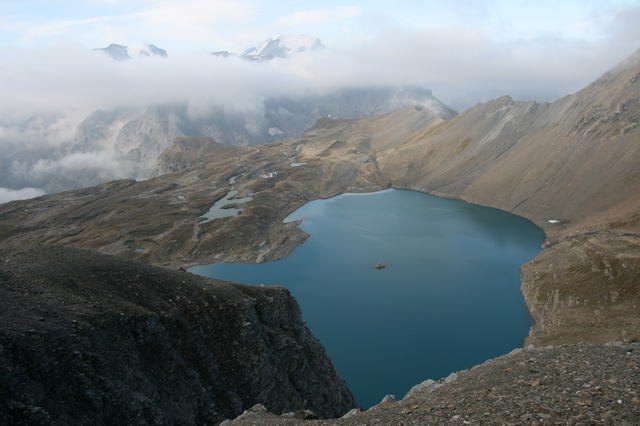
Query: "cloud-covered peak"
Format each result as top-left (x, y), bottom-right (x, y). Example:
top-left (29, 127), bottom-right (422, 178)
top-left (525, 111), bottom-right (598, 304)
top-left (94, 43), bottom-right (168, 61)
top-left (132, 44), bottom-right (168, 58)
top-left (94, 43), bottom-right (130, 61)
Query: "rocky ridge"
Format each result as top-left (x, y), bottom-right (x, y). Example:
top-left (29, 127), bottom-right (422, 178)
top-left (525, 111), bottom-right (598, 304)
top-left (0, 244), bottom-right (355, 424)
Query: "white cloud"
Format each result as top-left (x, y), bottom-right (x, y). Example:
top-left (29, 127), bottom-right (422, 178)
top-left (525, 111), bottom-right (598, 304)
top-left (131, 0), bottom-right (256, 42)
top-left (0, 187), bottom-right (45, 204)
top-left (16, 0), bottom-right (256, 49)
top-left (31, 151), bottom-right (130, 176)
top-left (0, 43), bottom-right (308, 117)
top-left (278, 6), bottom-right (361, 26)
top-left (278, 13), bottom-right (640, 109)
top-left (138, 0), bottom-right (254, 24)
top-left (23, 15), bottom-right (119, 40)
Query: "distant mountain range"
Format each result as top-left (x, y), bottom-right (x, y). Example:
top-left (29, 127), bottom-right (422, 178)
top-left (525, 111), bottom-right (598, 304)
top-left (213, 35), bottom-right (324, 61)
top-left (84, 37), bottom-right (454, 177)
top-left (0, 36), bottom-right (455, 194)
top-left (95, 35), bottom-right (323, 62)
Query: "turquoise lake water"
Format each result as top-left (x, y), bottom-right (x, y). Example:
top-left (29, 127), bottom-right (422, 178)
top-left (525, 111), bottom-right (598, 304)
top-left (190, 189), bottom-right (545, 408)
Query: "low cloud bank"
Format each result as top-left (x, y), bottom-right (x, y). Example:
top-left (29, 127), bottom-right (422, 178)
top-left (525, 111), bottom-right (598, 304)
top-left (3, 5), bottom-right (639, 118)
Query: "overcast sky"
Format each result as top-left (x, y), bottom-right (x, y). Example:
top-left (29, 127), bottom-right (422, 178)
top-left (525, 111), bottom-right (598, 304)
top-left (1, 0), bottom-right (639, 52)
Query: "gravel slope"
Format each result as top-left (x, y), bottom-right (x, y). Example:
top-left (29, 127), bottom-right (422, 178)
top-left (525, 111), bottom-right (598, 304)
top-left (225, 343), bottom-right (640, 425)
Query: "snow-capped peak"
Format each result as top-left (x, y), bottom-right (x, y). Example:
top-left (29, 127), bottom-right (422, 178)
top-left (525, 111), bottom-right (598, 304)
top-left (129, 44), bottom-right (168, 58)
top-left (243, 35), bottom-right (324, 60)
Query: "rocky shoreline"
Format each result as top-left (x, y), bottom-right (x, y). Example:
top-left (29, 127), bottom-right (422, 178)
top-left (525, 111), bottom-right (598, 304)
top-left (224, 342), bottom-right (640, 425)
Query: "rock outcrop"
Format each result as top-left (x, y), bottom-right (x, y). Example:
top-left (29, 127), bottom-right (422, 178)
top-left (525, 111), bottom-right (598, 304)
top-left (521, 232), bottom-right (640, 346)
top-left (223, 342), bottom-right (640, 425)
top-left (0, 244), bottom-right (355, 425)
top-left (153, 137), bottom-right (243, 175)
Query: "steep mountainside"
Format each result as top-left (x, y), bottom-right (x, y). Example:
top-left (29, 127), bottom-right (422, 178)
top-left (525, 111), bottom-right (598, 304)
top-left (378, 50), bottom-right (640, 236)
top-left (0, 244), bottom-right (355, 424)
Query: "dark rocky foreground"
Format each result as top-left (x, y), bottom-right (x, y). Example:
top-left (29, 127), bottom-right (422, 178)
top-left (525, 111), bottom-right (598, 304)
top-left (225, 343), bottom-right (640, 425)
top-left (0, 244), bottom-right (354, 425)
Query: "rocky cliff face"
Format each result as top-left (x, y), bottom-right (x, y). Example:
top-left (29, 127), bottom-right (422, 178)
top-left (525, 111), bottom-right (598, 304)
top-left (521, 232), bottom-right (640, 345)
top-left (0, 245), bottom-right (355, 425)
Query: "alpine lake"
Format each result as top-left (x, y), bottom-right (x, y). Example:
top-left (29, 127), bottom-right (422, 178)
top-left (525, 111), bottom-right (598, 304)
top-left (190, 189), bottom-right (545, 408)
